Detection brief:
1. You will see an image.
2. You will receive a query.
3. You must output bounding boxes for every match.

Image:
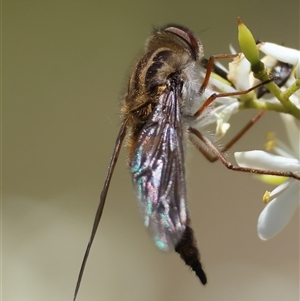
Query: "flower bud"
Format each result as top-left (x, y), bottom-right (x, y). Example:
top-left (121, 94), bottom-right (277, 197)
top-left (238, 18), bottom-right (261, 70)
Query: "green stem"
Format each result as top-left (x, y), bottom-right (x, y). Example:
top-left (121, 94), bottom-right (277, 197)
top-left (281, 78), bottom-right (300, 98)
top-left (240, 98), bottom-right (300, 120)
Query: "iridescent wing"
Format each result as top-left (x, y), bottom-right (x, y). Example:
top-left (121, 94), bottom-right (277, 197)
top-left (130, 82), bottom-right (188, 252)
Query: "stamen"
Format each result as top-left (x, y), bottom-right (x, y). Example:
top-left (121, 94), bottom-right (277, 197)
top-left (265, 132), bottom-right (277, 151)
top-left (265, 140), bottom-right (276, 151)
top-left (262, 191), bottom-right (271, 204)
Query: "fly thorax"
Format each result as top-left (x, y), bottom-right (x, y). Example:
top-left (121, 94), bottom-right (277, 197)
top-left (180, 61), bottom-right (205, 117)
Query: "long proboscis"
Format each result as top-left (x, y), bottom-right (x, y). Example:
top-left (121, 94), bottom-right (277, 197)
top-left (73, 123), bottom-right (127, 301)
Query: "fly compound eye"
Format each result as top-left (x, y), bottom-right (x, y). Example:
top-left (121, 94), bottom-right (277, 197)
top-left (164, 26), bottom-right (200, 60)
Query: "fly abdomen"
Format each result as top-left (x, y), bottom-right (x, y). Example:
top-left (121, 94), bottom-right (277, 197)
top-left (175, 220), bottom-right (207, 285)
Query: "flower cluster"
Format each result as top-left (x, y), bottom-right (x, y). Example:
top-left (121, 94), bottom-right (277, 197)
top-left (204, 19), bottom-right (300, 240)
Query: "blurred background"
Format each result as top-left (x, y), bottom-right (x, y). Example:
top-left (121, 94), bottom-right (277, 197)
top-left (2, 0), bottom-right (299, 300)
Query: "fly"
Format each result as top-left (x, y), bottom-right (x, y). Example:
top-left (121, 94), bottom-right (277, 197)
top-left (73, 25), bottom-right (299, 300)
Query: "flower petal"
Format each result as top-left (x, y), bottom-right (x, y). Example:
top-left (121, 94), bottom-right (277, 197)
top-left (234, 150), bottom-right (300, 172)
top-left (258, 42), bottom-right (300, 65)
top-left (272, 138), bottom-right (295, 158)
top-left (214, 102), bottom-right (240, 139)
top-left (257, 180), bottom-right (299, 240)
top-left (208, 76), bottom-right (237, 94)
top-left (228, 54), bottom-right (251, 90)
top-left (197, 98), bottom-right (239, 128)
top-left (261, 55), bottom-right (278, 69)
top-left (280, 114), bottom-right (300, 157)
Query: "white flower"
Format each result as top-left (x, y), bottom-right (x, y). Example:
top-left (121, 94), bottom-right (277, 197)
top-left (200, 42), bottom-right (300, 140)
top-left (234, 114), bottom-right (300, 240)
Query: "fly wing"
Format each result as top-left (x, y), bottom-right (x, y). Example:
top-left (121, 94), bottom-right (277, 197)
top-left (130, 85), bottom-right (187, 252)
